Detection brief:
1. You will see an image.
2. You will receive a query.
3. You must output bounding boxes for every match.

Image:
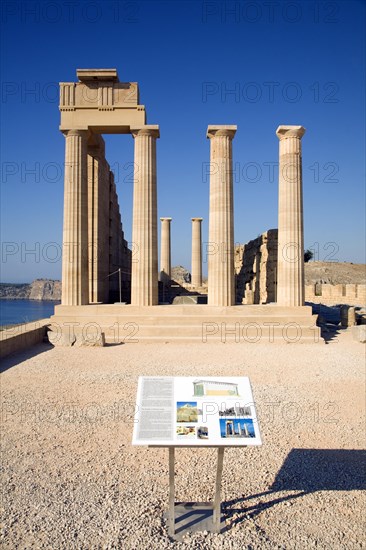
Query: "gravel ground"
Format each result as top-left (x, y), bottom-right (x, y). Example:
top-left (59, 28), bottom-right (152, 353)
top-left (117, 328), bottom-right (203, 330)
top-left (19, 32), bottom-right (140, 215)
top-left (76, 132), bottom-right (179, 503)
top-left (1, 328), bottom-right (365, 549)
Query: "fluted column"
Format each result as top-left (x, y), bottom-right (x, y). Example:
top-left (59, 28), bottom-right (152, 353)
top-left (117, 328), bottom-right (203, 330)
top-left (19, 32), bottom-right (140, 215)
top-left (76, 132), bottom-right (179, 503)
top-left (207, 125), bottom-right (237, 306)
top-left (160, 217), bottom-right (172, 285)
top-left (276, 125), bottom-right (306, 306)
top-left (61, 129), bottom-right (89, 305)
top-left (191, 218), bottom-right (203, 287)
top-left (131, 126), bottom-right (160, 306)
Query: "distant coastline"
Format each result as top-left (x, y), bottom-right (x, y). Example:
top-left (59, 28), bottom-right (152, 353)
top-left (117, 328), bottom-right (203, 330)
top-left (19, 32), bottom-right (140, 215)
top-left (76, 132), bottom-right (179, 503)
top-left (0, 279), bottom-right (61, 301)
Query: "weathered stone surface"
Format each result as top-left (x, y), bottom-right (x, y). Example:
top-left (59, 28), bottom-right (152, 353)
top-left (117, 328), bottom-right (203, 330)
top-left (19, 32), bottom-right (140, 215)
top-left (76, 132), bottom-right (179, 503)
top-left (130, 126), bottom-right (159, 306)
top-left (356, 308), bottom-right (366, 325)
top-left (0, 319), bottom-right (50, 359)
top-left (191, 218), bottom-right (203, 288)
top-left (172, 295), bottom-right (207, 305)
top-left (159, 217), bottom-right (172, 285)
top-left (171, 266), bottom-right (191, 284)
top-left (207, 125), bottom-right (236, 306)
top-left (48, 332), bottom-right (76, 347)
top-left (75, 333), bottom-right (106, 347)
top-left (276, 125), bottom-right (305, 307)
top-left (235, 229), bottom-right (278, 304)
top-left (340, 305), bottom-right (356, 327)
top-left (351, 325), bottom-right (366, 343)
top-left (235, 233), bottom-right (365, 307)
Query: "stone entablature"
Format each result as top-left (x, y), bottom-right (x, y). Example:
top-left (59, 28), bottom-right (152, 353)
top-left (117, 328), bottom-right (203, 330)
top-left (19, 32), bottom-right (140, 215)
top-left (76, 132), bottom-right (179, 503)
top-left (60, 69), bottom-right (146, 132)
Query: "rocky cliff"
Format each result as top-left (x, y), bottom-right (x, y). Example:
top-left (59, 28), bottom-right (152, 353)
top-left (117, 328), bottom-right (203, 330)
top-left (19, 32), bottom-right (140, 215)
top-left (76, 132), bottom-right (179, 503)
top-left (0, 279), bottom-right (61, 301)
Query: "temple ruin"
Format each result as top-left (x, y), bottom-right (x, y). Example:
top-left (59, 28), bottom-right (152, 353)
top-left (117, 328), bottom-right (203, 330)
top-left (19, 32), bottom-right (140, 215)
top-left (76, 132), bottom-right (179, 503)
top-left (50, 68), bottom-right (321, 344)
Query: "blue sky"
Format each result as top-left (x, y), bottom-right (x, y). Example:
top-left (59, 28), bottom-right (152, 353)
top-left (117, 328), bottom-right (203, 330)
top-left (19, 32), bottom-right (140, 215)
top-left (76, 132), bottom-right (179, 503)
top-left (1, 0), bottom-right (365, 283)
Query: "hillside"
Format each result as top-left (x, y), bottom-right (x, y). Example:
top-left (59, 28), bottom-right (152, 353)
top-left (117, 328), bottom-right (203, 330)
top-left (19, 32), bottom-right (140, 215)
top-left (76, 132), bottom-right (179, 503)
top-left (304, 262), bottom-right (365, 285)
top-left (0, 279), bottom-right (61, 301)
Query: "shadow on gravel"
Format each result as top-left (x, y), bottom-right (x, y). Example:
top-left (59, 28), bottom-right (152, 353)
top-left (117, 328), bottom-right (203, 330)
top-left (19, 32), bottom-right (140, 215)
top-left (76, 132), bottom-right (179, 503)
top-left (321, 324), bottom-right (343, 344)
top-left (307, 302), bottom-right (343, 344)
top-left (0, 342), bottom-right (53, 373)
top-left (222, 448), bottom-right (366, 530)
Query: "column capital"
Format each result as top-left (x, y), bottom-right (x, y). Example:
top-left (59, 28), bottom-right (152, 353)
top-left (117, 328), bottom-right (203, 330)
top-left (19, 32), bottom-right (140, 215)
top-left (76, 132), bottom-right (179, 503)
top-left (160, 217), bottom-right (172, 222)
top-left (131, 125), bottom-right (160, 139)
top-left (207, 125), bottom-right (237, 139)
top-left (62, 129), bottom-right (88, 138)
top-left (276, 125), bottom-right (305, 140)
top-left (191, 217), bottom-right (203, 222)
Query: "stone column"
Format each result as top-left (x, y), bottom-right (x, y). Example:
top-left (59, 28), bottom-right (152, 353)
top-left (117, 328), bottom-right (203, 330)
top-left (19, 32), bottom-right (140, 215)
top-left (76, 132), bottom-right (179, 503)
top-left (276, 125), bottom-right (306, 306)
top-left (131, 126), bottom-right (160, 306)
top-left (207, 125), bottom-right (237, 306)
top-left (61, 129), bottom-right (89, 305)
top-left (191, 218), bottom-right (203, 287)
top-left (159, 217), bottom-right (172, 285)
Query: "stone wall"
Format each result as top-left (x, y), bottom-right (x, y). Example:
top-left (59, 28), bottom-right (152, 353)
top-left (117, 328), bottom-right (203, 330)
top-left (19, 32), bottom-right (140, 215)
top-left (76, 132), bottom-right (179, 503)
top-left (87, 135), bottom-right (131, 304)
top-left (108, 172), bottom-right (132, 303)
top-left (0, 319), bottom-right (50, 359)
top-left (235, 229), bottom-right (366, 306)
top-left (235, 229), bottom-right (278, 304)
top-left (305, 283), bottom-right (366, 306)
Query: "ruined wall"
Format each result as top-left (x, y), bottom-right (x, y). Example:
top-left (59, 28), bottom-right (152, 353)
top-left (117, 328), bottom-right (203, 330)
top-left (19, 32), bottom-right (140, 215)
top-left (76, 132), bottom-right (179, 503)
top-left (87, 135), bottom-right (131, 304)
top-left (235, 228), bottom-right (366, 306)
top-left (88, 138), bottom-right (110, 304)
top-left (305, 283), bottom-right (366, 306)
top-left (235, 229), bottom-right (278, 304)
top-left (88, 134), bottom-right (131, 303)
top-left (108, 172), bottom-right (131, 302)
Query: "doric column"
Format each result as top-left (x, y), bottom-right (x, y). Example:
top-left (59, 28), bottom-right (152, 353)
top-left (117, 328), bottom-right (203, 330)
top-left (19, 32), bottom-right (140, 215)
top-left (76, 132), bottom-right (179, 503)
top-left (191, 218), bottom-right (203, 287)
top-left (131, 126), bottom-right (160, 306)
top-left (276, 125), bottom-right (306, 306)
top-left (207, 125), bottom-right (237, 306)
top-left (61, 129), bottom-right (89, 305)
top-left (159, 217), bottom-right (172, 285)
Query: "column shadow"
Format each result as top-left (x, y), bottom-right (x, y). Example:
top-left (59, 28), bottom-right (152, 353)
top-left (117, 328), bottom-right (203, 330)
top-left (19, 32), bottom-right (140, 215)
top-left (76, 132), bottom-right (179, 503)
top-left (221, 448), bottom-right (366, 531)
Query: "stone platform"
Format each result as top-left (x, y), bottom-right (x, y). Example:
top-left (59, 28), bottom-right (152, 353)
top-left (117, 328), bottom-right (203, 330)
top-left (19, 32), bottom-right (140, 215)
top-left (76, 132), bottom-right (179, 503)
top-left (49, 304), bottom-right (322, 344)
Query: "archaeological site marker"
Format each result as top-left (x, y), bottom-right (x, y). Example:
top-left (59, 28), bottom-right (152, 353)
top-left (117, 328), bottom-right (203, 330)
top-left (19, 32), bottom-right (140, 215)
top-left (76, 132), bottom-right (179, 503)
top-left (133, 376), bottom-right (262, 537)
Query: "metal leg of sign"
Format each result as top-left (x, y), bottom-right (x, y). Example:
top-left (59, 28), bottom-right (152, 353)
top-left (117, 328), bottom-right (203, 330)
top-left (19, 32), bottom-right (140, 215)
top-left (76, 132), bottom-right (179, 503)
top-left (212, 447), bottom-right (225, 532)
top-left (165, 446), bottom-right (224, 538)
top-left (168, 446), bottom-right (175, 536)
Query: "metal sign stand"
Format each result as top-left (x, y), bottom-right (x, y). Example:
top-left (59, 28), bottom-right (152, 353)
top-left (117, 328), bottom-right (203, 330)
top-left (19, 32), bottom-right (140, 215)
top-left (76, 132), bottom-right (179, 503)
top-left (161, 446), bottom-right (225, 538)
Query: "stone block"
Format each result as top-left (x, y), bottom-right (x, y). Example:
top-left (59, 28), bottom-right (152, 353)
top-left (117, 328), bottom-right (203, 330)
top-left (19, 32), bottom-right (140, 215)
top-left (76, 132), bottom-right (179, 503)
top-left (173, 295), bottom-right (207, 305)
top-left (48, 331), bottom-right (76, 347)
top-left (351, 325), bottom-right (366, 343)
top-left (346, 284), bottom-right (357, 299)
top-left (244, 290), bottom-right (254, 305)
top-left (356, 284), bottom-right (366, 303)
top-left (340, 305), bottom-right (356, 327)
top-left (75, 333), bottom-right (106, 347)
top-left (321, 285), bottom-right (332, 299)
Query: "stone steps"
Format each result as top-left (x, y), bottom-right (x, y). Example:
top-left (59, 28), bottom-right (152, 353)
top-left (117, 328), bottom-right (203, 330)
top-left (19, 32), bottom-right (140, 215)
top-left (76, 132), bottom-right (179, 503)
top-left (49, 304), bottom-right (322, 344)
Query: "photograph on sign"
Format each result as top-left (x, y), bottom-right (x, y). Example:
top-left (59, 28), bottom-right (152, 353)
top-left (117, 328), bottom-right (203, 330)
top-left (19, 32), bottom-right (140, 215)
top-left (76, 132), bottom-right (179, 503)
top-left (132, 376), bottom-right (262, 446)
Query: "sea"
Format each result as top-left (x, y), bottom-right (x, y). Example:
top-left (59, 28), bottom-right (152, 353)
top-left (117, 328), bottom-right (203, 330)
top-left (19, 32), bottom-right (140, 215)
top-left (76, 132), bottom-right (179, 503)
top-left (0, 299), bottom-right (60, 327)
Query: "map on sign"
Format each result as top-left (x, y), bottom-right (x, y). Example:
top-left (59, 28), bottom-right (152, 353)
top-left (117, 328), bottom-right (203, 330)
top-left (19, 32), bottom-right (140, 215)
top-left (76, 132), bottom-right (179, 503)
top-left (132, 376), bottom-right (262, 446)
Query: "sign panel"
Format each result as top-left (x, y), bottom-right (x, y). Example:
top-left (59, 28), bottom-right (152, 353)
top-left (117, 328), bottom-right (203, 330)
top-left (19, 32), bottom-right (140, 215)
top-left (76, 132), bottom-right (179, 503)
top-left (132, 376), bottom-right (262, 446)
